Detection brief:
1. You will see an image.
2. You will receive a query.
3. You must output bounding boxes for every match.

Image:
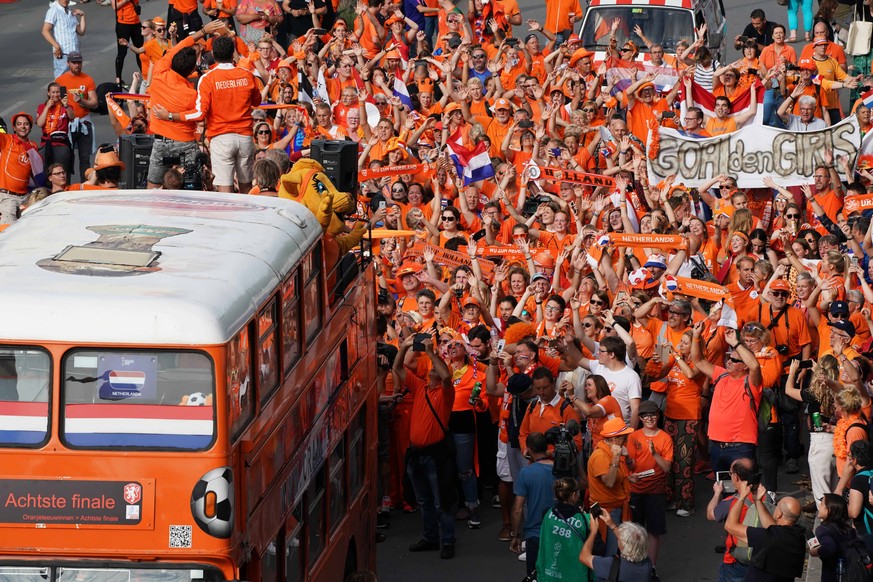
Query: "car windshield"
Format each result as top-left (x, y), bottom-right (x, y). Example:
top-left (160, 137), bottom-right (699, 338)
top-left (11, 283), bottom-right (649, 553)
top-left (62, 350), bottom-right (215, 451)
top-left (580, 7), bottom-right (695, 53)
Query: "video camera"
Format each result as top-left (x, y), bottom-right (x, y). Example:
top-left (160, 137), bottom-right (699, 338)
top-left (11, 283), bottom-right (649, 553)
top-left (544, 420), bottom-right (581, 478)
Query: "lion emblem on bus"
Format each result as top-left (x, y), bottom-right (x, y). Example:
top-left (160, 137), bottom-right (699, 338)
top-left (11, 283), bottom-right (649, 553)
top-left (124, 483), bottom-right (142, 505)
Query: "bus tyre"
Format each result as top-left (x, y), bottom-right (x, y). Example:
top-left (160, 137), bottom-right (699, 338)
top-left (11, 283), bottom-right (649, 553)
top-left (191, 467), bottom-right (234, 538)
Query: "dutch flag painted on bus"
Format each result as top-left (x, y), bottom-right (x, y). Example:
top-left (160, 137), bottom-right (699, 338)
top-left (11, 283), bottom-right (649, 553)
top-left (64, 404), bottom-right (214, 449)
top-left (0, 401), bottom-right (48, 445)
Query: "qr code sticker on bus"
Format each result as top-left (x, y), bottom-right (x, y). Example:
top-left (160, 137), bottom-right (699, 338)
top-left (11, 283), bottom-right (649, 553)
top-left (169, 525), bottom-right (193, 548)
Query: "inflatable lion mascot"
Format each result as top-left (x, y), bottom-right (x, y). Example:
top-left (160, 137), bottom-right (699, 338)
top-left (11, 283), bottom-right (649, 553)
top-left (278, 158), bottom-right (367, 270)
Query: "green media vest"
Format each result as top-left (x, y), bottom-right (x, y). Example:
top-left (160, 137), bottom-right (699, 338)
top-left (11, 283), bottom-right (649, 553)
top-left (535, 508), bottom-right (595, 582)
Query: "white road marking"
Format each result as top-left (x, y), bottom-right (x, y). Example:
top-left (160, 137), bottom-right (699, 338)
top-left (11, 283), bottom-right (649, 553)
top-left (0, 101), bottom-right (26, 119)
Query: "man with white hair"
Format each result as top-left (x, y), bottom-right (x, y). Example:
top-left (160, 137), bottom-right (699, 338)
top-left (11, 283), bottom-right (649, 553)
top-left (777, 89), bottom-right (828, 131)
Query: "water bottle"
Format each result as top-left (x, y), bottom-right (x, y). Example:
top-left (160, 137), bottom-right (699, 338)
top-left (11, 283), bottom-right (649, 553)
top-left (837, 557), bottom-right (846, 582)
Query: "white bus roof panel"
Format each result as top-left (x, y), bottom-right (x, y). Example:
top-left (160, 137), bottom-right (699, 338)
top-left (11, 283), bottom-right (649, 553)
top-left (0, 190), bottom-right (323, 345)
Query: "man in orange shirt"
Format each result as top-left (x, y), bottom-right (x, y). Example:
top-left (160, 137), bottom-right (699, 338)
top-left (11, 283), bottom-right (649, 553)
top-left (392, 332), bottom-right (457, 559)
top-left (54, 51), bottom-right (98, 180)
top-left (0, 113), bottom-right (41, 224)
top-left (168, 0), bottom-right (204, 37)
top-left (481, 98), bottom-right (513, 159)
top-left (156, 36), bottom-right (262, 192)
top-left (147, 21), bottom-right (224, 188)
top-left (625, 78), bottom-right (680, 144)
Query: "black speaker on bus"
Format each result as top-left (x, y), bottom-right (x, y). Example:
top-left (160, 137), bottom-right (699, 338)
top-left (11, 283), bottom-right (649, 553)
top-left (310, 140), bottom-right (358, 198)
top-left (118, 134), bottom-right (154, 189)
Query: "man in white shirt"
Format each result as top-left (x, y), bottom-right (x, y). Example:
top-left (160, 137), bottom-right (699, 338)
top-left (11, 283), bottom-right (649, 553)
top-left (579, 336), bottom-right (642, 429)
top-left (43, 0), bottom-right (86, 78)
top-left (777, 93), bottom-right (829, 131)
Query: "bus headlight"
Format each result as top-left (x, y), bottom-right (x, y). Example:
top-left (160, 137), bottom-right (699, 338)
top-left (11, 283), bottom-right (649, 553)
top-left (190, 467), bottom-right (234, 539)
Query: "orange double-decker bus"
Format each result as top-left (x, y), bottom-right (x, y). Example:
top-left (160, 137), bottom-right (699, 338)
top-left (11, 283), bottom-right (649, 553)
top-left (0, 191), bottom-right (377, 582)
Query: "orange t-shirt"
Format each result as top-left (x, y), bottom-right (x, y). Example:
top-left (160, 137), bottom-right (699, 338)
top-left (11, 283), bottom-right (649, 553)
top-left (664, 364), bottom-right (704, 420)
top-left (54, 71), bottom-right (96, 119)
top-left (706, 116), bottom-right (737, 137)
top-left (627, 428), bottom-right (673, 494)
top-left (707, 366), bottom-right (762, 445)
top-left (116, 0), bottom-right (140, 24)
top-left (407, 372), bottom-right (454, 448)
top-left (181, 63), bottom-right (262, 137)
top-left (0, 134), bottom-right (37, 194)
top-left (588, 440), bottom-right (630, 509)
top-left (588, 395), bottom-right (622, 447)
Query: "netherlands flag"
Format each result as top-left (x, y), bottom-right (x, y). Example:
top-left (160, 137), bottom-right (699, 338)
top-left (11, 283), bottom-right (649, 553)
top-left (0, 401), bottom-right (48, 445)
top-left (688, 79), bottom-right (764, 127)
top-left (64, 403), bottom-right (214, 449)
top-left (393, 77), bottom-right (413, 111)
top-left (446, 140), bottom-right (495, 186)
top-left (862, 89), bottom-right (873, 110)
top-left (108, 370), bottom-right (145, 391)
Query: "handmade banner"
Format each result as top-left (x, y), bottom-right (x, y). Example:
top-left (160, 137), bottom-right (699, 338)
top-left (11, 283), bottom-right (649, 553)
top-left (359, 163), bottom-right (436, 180)
top-left (532, 166), bottom-right (616, 188)
top-left (105, 95), bottom-right (131, 132)
top-left (369, 228), bottom-right (419, 239)
top-left (405, 242), bottom-right (497, 282)
top-left (844, 194), bottom-right (873, 214)
top-left (647, 115), bottom-right (862, 188)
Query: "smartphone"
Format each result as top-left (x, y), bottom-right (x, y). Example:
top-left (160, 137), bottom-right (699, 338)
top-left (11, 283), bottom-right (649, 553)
top-left (799, 359), bottom-right (814, 370)
top-left (807, 537), bottom-right (821, 550)
top-left (412, 333), bottom-right (430, 352)
top-left (518, 119), bottom-right (534, 129)
top-left (59, 86), bottom-right (67, 99)
top-left (496, 339), bottom-right (506, 353)
top-left (378, 200), bottom-right (386, 211)
top-left (312, 28), bottom-right (327, 35)
top-left (747, 68), bottom-right (758, 76)
top-left (589, 502), bottom-right (603, 518)
top-left (716, 470), bottom-right (736, 493)
top-left (661, 111), bottom-right (675, 119)
top-left (472, 229), bottom-right (487, 241)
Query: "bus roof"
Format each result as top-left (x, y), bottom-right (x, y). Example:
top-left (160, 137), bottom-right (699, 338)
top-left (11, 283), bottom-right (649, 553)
top-left (0, 190), bottom-right (323, 346)
top-left (588, 0), bottom-right (693, 8)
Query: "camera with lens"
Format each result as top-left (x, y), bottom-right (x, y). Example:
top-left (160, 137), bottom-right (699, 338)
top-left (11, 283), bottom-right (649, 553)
top-left (785, 63), bottom-right (800, 72)
top-left (376, 342), bottom-right (398, 371)
top-left (776, 344), bottom-right (789, 356)
top-left (522, 195), bottom-right (553, 217)
top-left (163, 151), bottom-right (208, 190)
top-left (544, 420), bottom-right (581, 478)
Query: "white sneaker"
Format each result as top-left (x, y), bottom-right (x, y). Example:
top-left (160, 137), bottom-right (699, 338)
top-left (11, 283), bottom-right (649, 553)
top-left (517, 551), bottom-right (526, 562)
top-left (676, 508), bottom-right (695, 517)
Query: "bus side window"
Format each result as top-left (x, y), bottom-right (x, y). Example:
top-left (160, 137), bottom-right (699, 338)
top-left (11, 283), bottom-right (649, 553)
top-left (228, 326), bottom-right (253, 439)
top-left (282, 274), bottom-right (301, 375)
top-left (348, 407), bottom-right (365, 499)
top-left (285, 505), bottom-right (304, 582)
top-left (303, 245), bottom-right (323, 344)
top-left (328, 436), bottom-right (346, 534)
top-left (258, 299), bottom-right (279, 403)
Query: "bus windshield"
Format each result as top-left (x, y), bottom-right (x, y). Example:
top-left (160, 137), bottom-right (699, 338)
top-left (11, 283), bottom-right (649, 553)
top-left (0, 347), bottom-right (51, 447)
top-left (0, 566), bottom-right (224, 581)
top-left (62, 350), bottom-right (215, 451)
top-left (580, 7), bottom-right (694, 53)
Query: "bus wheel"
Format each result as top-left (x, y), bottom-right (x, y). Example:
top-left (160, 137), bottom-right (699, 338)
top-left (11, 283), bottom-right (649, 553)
top-left (343, 539), bottom-right (357, 579)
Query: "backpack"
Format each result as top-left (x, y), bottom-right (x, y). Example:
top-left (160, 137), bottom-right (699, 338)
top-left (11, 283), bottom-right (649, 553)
top-left (730, 496), bottom-right (775, 565)
top-left (837, 529), bottom-right (873, 581)
top-left (712, 372), bottom-right (773, 434)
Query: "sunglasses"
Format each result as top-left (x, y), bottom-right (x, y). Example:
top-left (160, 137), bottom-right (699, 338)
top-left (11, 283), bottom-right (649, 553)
top-left (772, 290), bottom-right (789, 297)
top-left (620, 47), bottom-right (632, 52)
top-left (257, 130), bottom-right (271, 135)
top-left (728, 356), bottom-right (743, 363)
top-left (472, 54), bottom-right (486, 59)
top-left (392, 188), bottom-right (405, 193)
top-left (582, 322), bottom-right (594, 328)
top-left (155, 28), bottom-right (166, 32)
top-left (785, 213), bottom-right (800, 219)
top-left (640, 413), bottom-right (658, 419)
top-left (441, 216), bottom-right (456, 222)
top-left (582, 108), bottom-right (596, 113)
top-left (545, 305), bottom-right (561, 312)
top-left (590, 299), bottom-right (605, 306)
